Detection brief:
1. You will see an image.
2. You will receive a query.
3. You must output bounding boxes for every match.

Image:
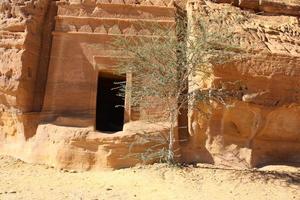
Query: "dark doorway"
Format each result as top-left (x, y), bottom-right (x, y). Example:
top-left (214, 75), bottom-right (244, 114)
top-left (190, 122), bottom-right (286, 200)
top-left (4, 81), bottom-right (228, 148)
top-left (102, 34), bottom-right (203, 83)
top-left (96, 74), bottom-right (125, 132)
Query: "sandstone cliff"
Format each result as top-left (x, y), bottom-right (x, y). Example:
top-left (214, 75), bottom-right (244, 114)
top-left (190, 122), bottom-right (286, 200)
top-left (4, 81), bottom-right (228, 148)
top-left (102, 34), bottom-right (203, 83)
top-left (184, 0), bottom-right (300, 168)
top-left (0, 0), bottom-right (56, 146)
top-left (0, 0), bottom-right (299, 170)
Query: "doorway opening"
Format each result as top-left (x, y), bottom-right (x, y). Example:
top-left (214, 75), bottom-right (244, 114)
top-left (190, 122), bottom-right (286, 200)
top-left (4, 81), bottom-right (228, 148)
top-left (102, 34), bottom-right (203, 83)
top-left (96, 74), bottom-right (125, 132)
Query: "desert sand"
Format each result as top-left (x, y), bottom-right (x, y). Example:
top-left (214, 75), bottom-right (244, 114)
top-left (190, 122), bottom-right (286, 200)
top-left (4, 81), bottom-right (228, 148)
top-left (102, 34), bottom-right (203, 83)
top-left (0, 155), bottom-right (299, 200)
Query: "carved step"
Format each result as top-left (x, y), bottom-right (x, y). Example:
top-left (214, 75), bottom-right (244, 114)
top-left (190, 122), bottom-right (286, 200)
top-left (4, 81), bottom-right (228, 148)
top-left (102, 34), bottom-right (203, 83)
top-left (57, 3), bottom-right (175, 20)
top-left (55, 16), bottom-right (175, 23)
top-left (52, 31), bottom-right (166, 41)
top-left (53, 29), bottom-right (172, 36)
top-left (55, 16), bottom-right (175, 34)
top-left (65, 0), bottom-right (174, 7)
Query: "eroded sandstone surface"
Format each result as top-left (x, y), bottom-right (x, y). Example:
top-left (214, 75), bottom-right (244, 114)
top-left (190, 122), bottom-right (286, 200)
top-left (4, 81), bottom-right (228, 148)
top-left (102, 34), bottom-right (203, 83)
top-left (0, 0), bottom-right (300, 170)
top-left (1, 0), bottom-right (178, 170)
top-left (184, 0), bottom-right (300, 168)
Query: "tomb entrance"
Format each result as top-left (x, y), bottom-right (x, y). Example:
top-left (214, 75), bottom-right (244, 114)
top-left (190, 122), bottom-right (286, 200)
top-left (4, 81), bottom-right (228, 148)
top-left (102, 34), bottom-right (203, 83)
top-left (96, 74), bottom-right (125, 132)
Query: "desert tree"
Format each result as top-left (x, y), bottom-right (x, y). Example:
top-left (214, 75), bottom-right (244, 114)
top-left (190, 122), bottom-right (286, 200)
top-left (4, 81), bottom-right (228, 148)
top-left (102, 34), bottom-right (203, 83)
top-left (112, 11), bottom-right (247, 164)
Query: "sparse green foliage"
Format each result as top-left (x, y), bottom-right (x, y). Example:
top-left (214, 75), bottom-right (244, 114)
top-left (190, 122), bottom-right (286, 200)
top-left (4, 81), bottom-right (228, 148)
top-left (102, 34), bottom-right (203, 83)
top-left (111, 13), bottom-right (247, 165)
top-left (123, 131), bottom-right (180, 164)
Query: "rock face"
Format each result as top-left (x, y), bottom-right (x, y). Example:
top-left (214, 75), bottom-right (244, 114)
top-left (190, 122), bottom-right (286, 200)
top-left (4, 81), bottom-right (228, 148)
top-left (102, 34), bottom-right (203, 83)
top-left (183, 0), bottom-right (300, 168)
top-left (0, 0), bottom-right (57, 143)
top-left (0, 0), bottom-right (300, 170)
top-left (213, 0), bottom-right (300, 16)
top-left (23, 121), bottom-right (171, 170)
top-left (0, 0), bottom-right (178, 170)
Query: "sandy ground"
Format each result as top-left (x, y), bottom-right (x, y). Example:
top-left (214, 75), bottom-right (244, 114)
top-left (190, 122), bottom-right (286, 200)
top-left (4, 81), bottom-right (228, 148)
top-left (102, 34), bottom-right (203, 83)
top-left (0, 156), bottom-right (299, 200)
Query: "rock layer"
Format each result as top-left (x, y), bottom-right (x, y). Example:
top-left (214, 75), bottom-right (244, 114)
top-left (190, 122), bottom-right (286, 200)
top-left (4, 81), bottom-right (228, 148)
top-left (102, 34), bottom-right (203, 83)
top-left (0, 0), bottom-right (57, 144)
top-left (184, 0), bottom-right (300, 168)
top-left (0, 0), bottom-right (300, 170)
top-left (0, 0), bottom-right (178, 170)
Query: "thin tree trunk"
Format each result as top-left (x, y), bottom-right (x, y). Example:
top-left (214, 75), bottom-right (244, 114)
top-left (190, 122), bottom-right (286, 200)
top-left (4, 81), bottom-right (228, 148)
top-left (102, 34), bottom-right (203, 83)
top-left (167, 111), bottom-right (176, 164)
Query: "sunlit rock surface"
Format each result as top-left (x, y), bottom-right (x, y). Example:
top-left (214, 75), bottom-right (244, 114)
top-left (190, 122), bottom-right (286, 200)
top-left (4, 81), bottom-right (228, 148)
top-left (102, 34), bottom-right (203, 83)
top-left (183, 0), bottom-right (300, 168)
top-left (0, 0), bottom-right (299, 170)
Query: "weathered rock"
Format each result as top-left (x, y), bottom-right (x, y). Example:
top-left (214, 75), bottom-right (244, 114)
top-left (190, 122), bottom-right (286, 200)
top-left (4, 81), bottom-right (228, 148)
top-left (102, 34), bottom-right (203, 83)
top-left (0, 0), bottom-right (177, 170)
top-left (184, 0), bottom-right (300, 168)
top-left (213, 0), bottom-right (300, 16)
top-left (0, 0), bottom-right (57, 142)
top-left (21, 121), bottom-right (173, 170)
top-left (0, 0), bottom-right (299, 170)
